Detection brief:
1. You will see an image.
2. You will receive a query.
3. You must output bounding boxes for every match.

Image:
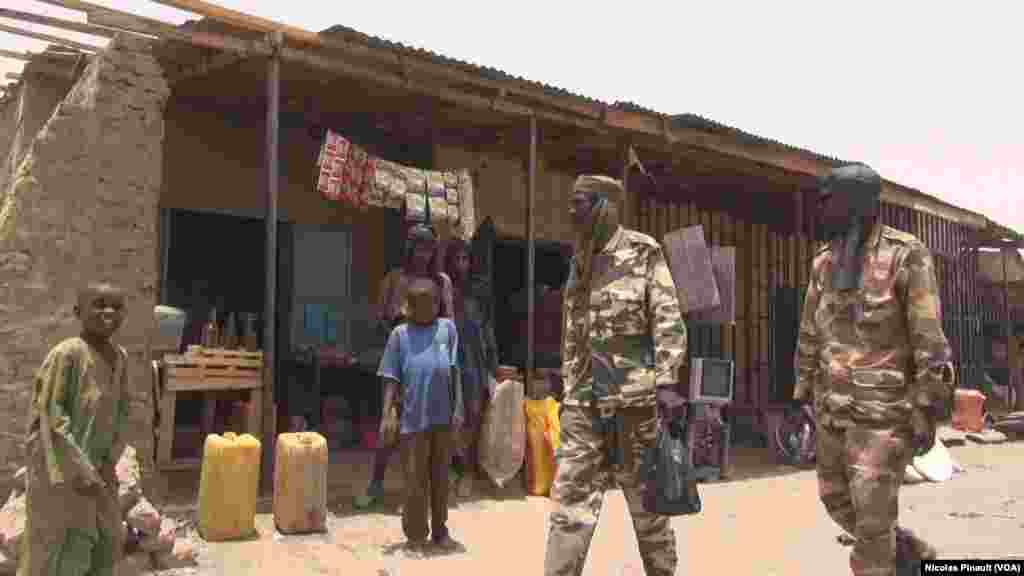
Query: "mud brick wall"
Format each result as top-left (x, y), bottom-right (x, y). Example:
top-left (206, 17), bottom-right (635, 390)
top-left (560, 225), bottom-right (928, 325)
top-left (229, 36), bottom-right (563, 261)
top-left (0, 64), bottom-right (77, 221)
top-left (0, 35), bottom-right (169, 495)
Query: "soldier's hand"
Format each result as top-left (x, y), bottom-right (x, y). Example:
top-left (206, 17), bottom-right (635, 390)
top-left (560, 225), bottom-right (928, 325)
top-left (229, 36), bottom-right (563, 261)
top-left (656, 387), bottom-right (687, 438)
top-left (910, 407), bottom-right (937, 457)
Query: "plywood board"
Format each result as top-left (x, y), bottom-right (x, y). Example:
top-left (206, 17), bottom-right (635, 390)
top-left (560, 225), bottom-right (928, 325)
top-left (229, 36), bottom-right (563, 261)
top-left (690, 246), bottom-right (736, 325)
top-left (662, 225), bottom-right (721, 314)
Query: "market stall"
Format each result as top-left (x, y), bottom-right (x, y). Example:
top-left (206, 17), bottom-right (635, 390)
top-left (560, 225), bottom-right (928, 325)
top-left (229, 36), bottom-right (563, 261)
top-left (279, 129), bottom-right (482, 445)
top-left (151, 125), bottom-right (484, 470)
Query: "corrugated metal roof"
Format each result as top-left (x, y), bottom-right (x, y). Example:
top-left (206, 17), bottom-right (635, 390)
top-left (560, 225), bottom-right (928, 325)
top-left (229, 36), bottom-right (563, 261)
top-left (320, 24), bottom-right (606, 107)
top-left (312, 25), bottom-right (1010, 234)
top-left (315, 30), bottom-right (854, 166)
top-left (670, 113), bottom-right (846, 166)
top-left (312, 26), bottom-right (945, 186)
top-left (321, 28), bottom-right (849, 168)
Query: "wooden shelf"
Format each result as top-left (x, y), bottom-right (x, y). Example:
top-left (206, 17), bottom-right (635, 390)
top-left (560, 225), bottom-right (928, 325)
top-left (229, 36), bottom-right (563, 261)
top-left (155, 349), bottom-right (264, 471)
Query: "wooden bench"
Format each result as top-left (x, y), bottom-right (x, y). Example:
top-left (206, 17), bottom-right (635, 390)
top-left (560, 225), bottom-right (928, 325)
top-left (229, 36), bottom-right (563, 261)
top-left (155, 347), bottom-right (263, 470)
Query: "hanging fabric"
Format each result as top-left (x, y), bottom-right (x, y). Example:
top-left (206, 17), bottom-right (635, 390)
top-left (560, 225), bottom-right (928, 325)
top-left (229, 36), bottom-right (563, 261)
top-left (346, 143), bottom-right (367, 208)
top-left (426, 171), bottom-right (448, 227)
top-left (403, 166), bottom-right (428, 223)
top-left (314, 130), bottom-right (351, 202)
top-left (374, 159), bottom-right (406, 209)
top-left (444, 172), bottom-right (460, 205)
top-left (363, 156), bottom-right (380, 208)
top-left (444, 171), bottom-right (460, 228)
top-left (456, 169), bottom-right (477, 241)
top-left (312, 129), bottom-right (473, 231)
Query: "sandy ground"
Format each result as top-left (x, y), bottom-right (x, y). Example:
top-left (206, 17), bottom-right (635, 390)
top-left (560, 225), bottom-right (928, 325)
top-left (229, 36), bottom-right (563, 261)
top-left (159, 438), bottom-right (1023, 576)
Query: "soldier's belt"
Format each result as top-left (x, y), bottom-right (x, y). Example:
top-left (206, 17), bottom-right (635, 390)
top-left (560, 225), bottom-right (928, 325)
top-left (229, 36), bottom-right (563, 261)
top-left (564, 383), bottom-right (652, 410)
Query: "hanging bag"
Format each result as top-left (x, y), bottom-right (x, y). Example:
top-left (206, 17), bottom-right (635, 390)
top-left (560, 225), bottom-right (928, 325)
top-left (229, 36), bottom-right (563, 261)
top-left (642, 417), bottom-right (702, 516)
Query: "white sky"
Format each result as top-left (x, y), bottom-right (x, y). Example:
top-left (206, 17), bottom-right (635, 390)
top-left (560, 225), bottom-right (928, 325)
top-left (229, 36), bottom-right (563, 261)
top-left (2, 1), bottom-right (1021, 237)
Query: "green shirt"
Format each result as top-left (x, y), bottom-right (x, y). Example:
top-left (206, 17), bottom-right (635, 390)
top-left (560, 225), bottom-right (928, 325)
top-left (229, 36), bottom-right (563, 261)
top-left (27, 337), bottom-right (129, 487)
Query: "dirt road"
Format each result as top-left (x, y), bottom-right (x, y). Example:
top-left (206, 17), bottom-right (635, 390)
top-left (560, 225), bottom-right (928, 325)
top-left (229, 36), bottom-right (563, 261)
top-left (173, 440), bottom-right (1022, 575)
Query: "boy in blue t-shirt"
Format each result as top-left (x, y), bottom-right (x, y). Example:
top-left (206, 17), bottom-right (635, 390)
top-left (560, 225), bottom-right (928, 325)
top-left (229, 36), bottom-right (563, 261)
top-left (378, 277), bottom-right (463, 547)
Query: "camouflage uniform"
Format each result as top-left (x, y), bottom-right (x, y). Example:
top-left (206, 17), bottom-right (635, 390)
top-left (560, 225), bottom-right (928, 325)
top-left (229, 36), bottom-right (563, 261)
top-left (545, 225), bottom-right (687, 576)
top-left (795, 223), bottom-right (954, 576)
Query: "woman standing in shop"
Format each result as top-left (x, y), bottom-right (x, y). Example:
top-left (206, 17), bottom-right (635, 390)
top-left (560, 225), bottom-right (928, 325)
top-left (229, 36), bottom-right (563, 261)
top-left (354, 223), bottom-right (454, 509)
top-left (445, 239), bottom-right (499, 497)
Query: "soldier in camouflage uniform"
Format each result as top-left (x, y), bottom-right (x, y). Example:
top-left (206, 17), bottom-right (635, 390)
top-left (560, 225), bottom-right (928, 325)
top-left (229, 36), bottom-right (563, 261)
top-left (795, 164), bottom-right (955, 576)
top-left (544, 175), bottom-right (688, 576)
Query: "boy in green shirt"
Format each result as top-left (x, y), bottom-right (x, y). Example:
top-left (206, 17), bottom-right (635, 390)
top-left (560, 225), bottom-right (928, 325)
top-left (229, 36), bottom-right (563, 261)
top-left (20, 283), bottom-right (130, 576)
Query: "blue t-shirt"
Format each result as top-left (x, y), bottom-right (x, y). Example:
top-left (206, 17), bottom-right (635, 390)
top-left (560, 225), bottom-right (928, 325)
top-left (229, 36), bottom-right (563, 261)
top-left (377, 318), bottom-right (460, 435)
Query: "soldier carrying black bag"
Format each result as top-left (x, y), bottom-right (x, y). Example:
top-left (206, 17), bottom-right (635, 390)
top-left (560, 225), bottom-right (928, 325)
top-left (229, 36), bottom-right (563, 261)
top-left (542, 175), bottom-right (690, 576)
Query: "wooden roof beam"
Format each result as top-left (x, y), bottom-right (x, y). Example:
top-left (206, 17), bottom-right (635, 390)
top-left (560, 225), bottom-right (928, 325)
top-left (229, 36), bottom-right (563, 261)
top-left (0, 47), bottom-right (82, 63)
top-left (148, 0), bottom-right (602, 120)
top-left (0, 22), bottom-right (101, 52)
top-left (34, 0), bottom-right (260, 55)
top-left (0, 48), bottom-right (32, 61)
top-left (0, 7), bottom-right (124, 39)
top-left (34, 0), bottom-right (176, 34)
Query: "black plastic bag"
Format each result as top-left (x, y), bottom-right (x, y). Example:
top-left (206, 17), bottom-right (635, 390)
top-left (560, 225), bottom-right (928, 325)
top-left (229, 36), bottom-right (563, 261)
top-left (642, 419), bottom-right (702, 516)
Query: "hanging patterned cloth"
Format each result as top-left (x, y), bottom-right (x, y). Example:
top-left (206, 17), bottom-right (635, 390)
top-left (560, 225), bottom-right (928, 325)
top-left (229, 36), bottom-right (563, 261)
top-left (346, 144), bottom-right (367, 207)
top-left (364, 156), bottom-right (382, 207)
top-left (314, 130), bottom-right (351, 202)
top-left (312, 129), bottom-right (472, 231)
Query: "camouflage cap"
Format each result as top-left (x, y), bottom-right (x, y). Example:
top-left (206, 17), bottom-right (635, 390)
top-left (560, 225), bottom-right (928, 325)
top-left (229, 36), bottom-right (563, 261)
top-left (574, 174), bottom-right (625, 205)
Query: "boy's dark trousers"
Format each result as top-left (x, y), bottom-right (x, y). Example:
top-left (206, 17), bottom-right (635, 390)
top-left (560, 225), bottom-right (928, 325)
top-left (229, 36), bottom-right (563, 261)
top-left (401, 424), bottom-right (453, 542)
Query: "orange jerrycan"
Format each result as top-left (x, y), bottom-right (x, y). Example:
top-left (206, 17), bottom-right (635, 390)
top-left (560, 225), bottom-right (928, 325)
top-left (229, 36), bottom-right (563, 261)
top-left (273, 432), bottom-right (329, 534)
top-left (952, 389), bottom-right (986, 433)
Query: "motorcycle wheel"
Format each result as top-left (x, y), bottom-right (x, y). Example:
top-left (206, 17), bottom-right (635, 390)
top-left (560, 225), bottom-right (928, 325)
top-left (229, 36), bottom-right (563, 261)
top-left (774, 404), bottom-right (816, 468)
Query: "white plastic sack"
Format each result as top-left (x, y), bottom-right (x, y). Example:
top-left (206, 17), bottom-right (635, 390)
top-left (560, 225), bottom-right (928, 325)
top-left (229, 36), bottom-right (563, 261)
top-left (479, 378), bottom-right (526, 488)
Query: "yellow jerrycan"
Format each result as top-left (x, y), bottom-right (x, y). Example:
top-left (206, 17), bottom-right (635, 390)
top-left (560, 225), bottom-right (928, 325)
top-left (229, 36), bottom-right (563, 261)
top-left (197, 432), bottom-right (261, 541)
top-left (273, 432), bottom-right (329, 534)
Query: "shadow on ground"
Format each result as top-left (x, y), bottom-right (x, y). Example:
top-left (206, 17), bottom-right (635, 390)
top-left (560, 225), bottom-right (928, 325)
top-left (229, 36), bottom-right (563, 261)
top-left (381, 538), bottom-right (467, 559)
top-left (156, 443), bottom-right (819, 514)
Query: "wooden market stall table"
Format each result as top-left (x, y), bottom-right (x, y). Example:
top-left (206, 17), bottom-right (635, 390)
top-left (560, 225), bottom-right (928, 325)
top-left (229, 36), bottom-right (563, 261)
top-left (153, 347), bottom-right (264, 471)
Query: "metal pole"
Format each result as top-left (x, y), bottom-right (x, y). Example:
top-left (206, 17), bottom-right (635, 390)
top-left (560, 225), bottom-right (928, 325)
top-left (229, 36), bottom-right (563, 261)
top-left (526, 116), bottom-right (537, 396)
top-left (260, 30), bottom-right (282, 494)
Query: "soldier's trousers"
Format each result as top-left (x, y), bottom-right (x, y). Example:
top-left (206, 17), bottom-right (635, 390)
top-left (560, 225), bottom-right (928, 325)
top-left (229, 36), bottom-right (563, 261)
top-left (544, 405), bottom-right (677, 576)
top-left (816, 422), bottom-right (927, 576)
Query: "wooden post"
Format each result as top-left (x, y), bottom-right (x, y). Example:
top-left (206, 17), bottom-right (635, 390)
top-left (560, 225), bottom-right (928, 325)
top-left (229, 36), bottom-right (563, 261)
top-left (620, 141), bottom-right (631, 228)
top-left (794, 187), bottom-right (805, 238)
top-left (260, 30), bottom-right (282, 495)
top-left (1002, 247), bottom-right (1019, 409)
